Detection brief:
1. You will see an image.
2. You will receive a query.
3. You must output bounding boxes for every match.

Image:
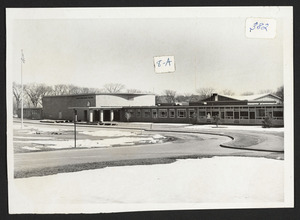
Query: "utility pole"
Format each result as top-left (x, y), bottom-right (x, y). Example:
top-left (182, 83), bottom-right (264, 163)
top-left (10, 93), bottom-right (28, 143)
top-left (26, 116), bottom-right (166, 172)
top-left (21, 49), bottom-right (25, 129)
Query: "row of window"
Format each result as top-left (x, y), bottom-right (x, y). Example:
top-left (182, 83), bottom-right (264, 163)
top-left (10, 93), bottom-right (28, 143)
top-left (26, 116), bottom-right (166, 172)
top-left (125, 108), bottom-right (283, 119)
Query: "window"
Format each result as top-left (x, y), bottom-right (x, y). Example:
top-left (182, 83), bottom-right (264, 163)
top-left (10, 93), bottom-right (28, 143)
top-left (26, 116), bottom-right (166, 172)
top-left (212, 111), bottom-right (219, 116)
top-left (128, 109), bottom-right (135, 117)
top-left (152, 109), bottom-right (157, 118)
top-left (136, 109), bottom-right (141, 117)
top-left (240, 111), bottom-right (248, 119)
top-left (226, 111), bottom-right (233, 117)
top-left (143, 109), bottom-right (150, 118)
top-left (177, 109), bottom-right (187, 118)
top-left (169, 109), bottom-right (175, 118)
top-left (188, 109), bottom-right (195, 118)
top-left (225, 111), bottom-right (233, 119)
top-left (199, 111), bottom-right (206, 117)
top-left (273, 111), bottom-right (283, 117)
top-left (159, 109), bottom-right (168, 118)
top-left (256, 108), bottom-right (265, 118)
top-left (234, 112), bottom-right (239, 119)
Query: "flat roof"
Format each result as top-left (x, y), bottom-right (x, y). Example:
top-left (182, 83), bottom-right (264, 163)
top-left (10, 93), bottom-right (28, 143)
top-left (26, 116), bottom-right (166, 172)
top-left (44, 93), bottom-right (155, 98)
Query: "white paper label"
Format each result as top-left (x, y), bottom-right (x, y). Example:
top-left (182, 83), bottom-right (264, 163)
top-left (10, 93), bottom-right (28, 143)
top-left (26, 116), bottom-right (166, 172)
top-left (153, 56), bottom-right (175, 73)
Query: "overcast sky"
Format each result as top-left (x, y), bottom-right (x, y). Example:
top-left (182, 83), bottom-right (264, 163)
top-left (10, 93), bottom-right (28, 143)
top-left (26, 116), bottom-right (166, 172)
top-left (10, 11), bottom-right (284, 95)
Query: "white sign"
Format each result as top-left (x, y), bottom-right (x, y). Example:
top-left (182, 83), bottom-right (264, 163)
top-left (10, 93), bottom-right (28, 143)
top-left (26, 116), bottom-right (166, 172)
top-left (246, 18), bottom-right (276, 39)
top-left (153, 56), bottom-right (175, 73)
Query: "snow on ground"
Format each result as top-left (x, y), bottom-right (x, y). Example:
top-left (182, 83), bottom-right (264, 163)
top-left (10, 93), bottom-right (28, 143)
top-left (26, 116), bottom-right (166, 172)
top-left (14, 136), bottom-right (52, 140)
top-left (13, 124), bottom-right (68, 134)
top-left (81, 130), bottom-right (139, 137)
top-left (12, 156), bottom-right (283, 210)
top-left (186, 124), bottom-right (284, 132)
top-left (15, 136), bottom-right (166, 150)
top-left (21, 146), bottom-right (41, 151)
top-left (14, 125), bottom-right (167, 151)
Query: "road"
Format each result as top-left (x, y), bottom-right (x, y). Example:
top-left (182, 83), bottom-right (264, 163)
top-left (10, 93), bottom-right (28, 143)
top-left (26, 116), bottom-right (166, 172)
top-left (12, 120), bottom-right (284, 177)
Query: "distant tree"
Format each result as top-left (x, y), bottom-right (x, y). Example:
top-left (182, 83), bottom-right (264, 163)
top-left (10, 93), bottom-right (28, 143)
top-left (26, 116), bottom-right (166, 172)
top-left (196, 87), bottom-right (215, 100)
top-left (163, 90), bottom-right (177, 103)
top-left (51, 84), bottom-right (68, 95)
top-left (103, 83), bottom-right (125, 93)
top-left (24, 83), bottom-right (52, 107)
top-left (177, 94), bottom-right (201, 103)
top-left (66, 84), bottom-right (82, 95)
top-left (259, 89), bottom-right (274, 94)
top-left (213, 114), bottom-right (221, 128)
top-left (189, 94), bottom-right (201, 102)
top-left (241, 91), bottom-right (254, 96)
top-left (275, 86), bottom-right (284, 101)
top-left (262, 114), bottom-right (273, 128)
top-left (13, 82), bottom-right (22, 112)
top-left (126, 89), bottom-right (142, 93)
top-left (80, 87), bottom-right (92, 94)
top-left (176, 95), bottom-right (188, 103)
top-left (221, 89), bottom-right (235, 96)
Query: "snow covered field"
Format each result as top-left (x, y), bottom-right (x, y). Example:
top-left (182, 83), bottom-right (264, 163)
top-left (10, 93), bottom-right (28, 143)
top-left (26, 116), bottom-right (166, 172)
top-left (10, 156), bottom-right (283, 213)
top-left (13, 124), bottom-right (167, 151)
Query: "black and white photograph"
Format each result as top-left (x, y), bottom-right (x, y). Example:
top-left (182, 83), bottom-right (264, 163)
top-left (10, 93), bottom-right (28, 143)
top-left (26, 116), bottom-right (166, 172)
top-left (6, 7), bottom-right (293, 213)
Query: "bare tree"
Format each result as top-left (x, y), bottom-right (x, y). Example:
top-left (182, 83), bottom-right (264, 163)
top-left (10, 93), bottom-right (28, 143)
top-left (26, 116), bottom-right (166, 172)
top-left (103, 83), bottom-right (125, 93)
top-left (221, 89), bottom-right (235, 96)
top-left (24, 83), bottom-right (52, 107)
top-left (259, 89), bottom-right (274, 94)
top-left (80, 87), bottom-right (92, 94)
top-left (66, 84), bottom-right (83, 95)
top-left (196, 87), bottom-right (215, 100)
top-left (189, 94), bottom-right (201, 102)
top-left (275, 86), bottom-right (284, 101)
top-left (241, 91), bottom-right (254, 96)
top-left (13, 82), bottom-right (22, 112)
top-left (163, 90), bottom-right (177, 103)
top-left (176, 93), bottom-right (200, 103)
top-left (51, 84), bottom-right (69, 95)
top-left (126, 89), bottom-right (142, 93)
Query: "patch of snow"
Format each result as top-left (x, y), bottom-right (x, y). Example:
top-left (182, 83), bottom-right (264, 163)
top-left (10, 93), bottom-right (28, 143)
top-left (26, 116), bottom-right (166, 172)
top-left (186, 125), bottom-right (284, 132)
top-left (14, 136), bottom-right (53, 140)
top-left (14, 125), bottom-right (68, 134)
top-left (11, 156), bottom-right (283, 212)
top-left (22, 146), bottom-right (41, 151)
top-left (81, 130), bottom-right (138, 137)
top-left (14, 136), bottom-right (166, 150)
top-left (152, 134), bottom-right (166, 139)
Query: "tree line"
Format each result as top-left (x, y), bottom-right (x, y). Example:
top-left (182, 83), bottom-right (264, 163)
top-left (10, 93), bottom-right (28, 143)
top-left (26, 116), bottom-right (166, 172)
top-left (13, 82), bottom-right (284, 114)
top-left (156, 86), bottom-right (284, 104)
top-left (12, 82), bottom-right (148, 112)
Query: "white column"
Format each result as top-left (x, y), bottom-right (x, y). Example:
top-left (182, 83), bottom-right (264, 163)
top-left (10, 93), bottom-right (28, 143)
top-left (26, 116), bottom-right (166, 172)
top-left (89, 110), bottom-right (93, 123)
top-left (100, 110), bottom-right (104, 122)
top-left (110, 110), bottom-right (114, 121)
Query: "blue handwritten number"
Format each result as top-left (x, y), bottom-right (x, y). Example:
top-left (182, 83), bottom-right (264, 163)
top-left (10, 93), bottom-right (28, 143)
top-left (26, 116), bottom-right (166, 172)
top-left (257, 23), bottom-right (264, 29)
top-left (261, 23), bottom-right (269, 31)
top-left (165, 58), bottom-right (172, 66)
top-left (250, 22), bottom-right (258, 32)
top-left (250, 22), bottom-right (269, 32)
top-left (156, 60), bottom-right (162, 67)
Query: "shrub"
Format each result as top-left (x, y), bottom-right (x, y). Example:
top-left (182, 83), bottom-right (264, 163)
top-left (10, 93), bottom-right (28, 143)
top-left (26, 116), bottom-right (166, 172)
top-left (262, 115), bottom-right (273, 128)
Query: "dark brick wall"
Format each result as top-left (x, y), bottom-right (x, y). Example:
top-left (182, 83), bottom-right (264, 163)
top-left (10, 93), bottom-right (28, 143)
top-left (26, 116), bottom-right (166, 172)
top-left (42, 95), bottom-right (96, 120)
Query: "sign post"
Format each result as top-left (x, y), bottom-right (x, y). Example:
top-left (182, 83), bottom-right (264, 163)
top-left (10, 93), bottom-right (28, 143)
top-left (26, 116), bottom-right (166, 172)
top-left (74, 109), bottom-right (77, 148)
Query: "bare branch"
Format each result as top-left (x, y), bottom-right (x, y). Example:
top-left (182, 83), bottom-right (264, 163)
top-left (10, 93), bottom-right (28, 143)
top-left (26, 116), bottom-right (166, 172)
top-left (103, 83), bottom-right (125, 93)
